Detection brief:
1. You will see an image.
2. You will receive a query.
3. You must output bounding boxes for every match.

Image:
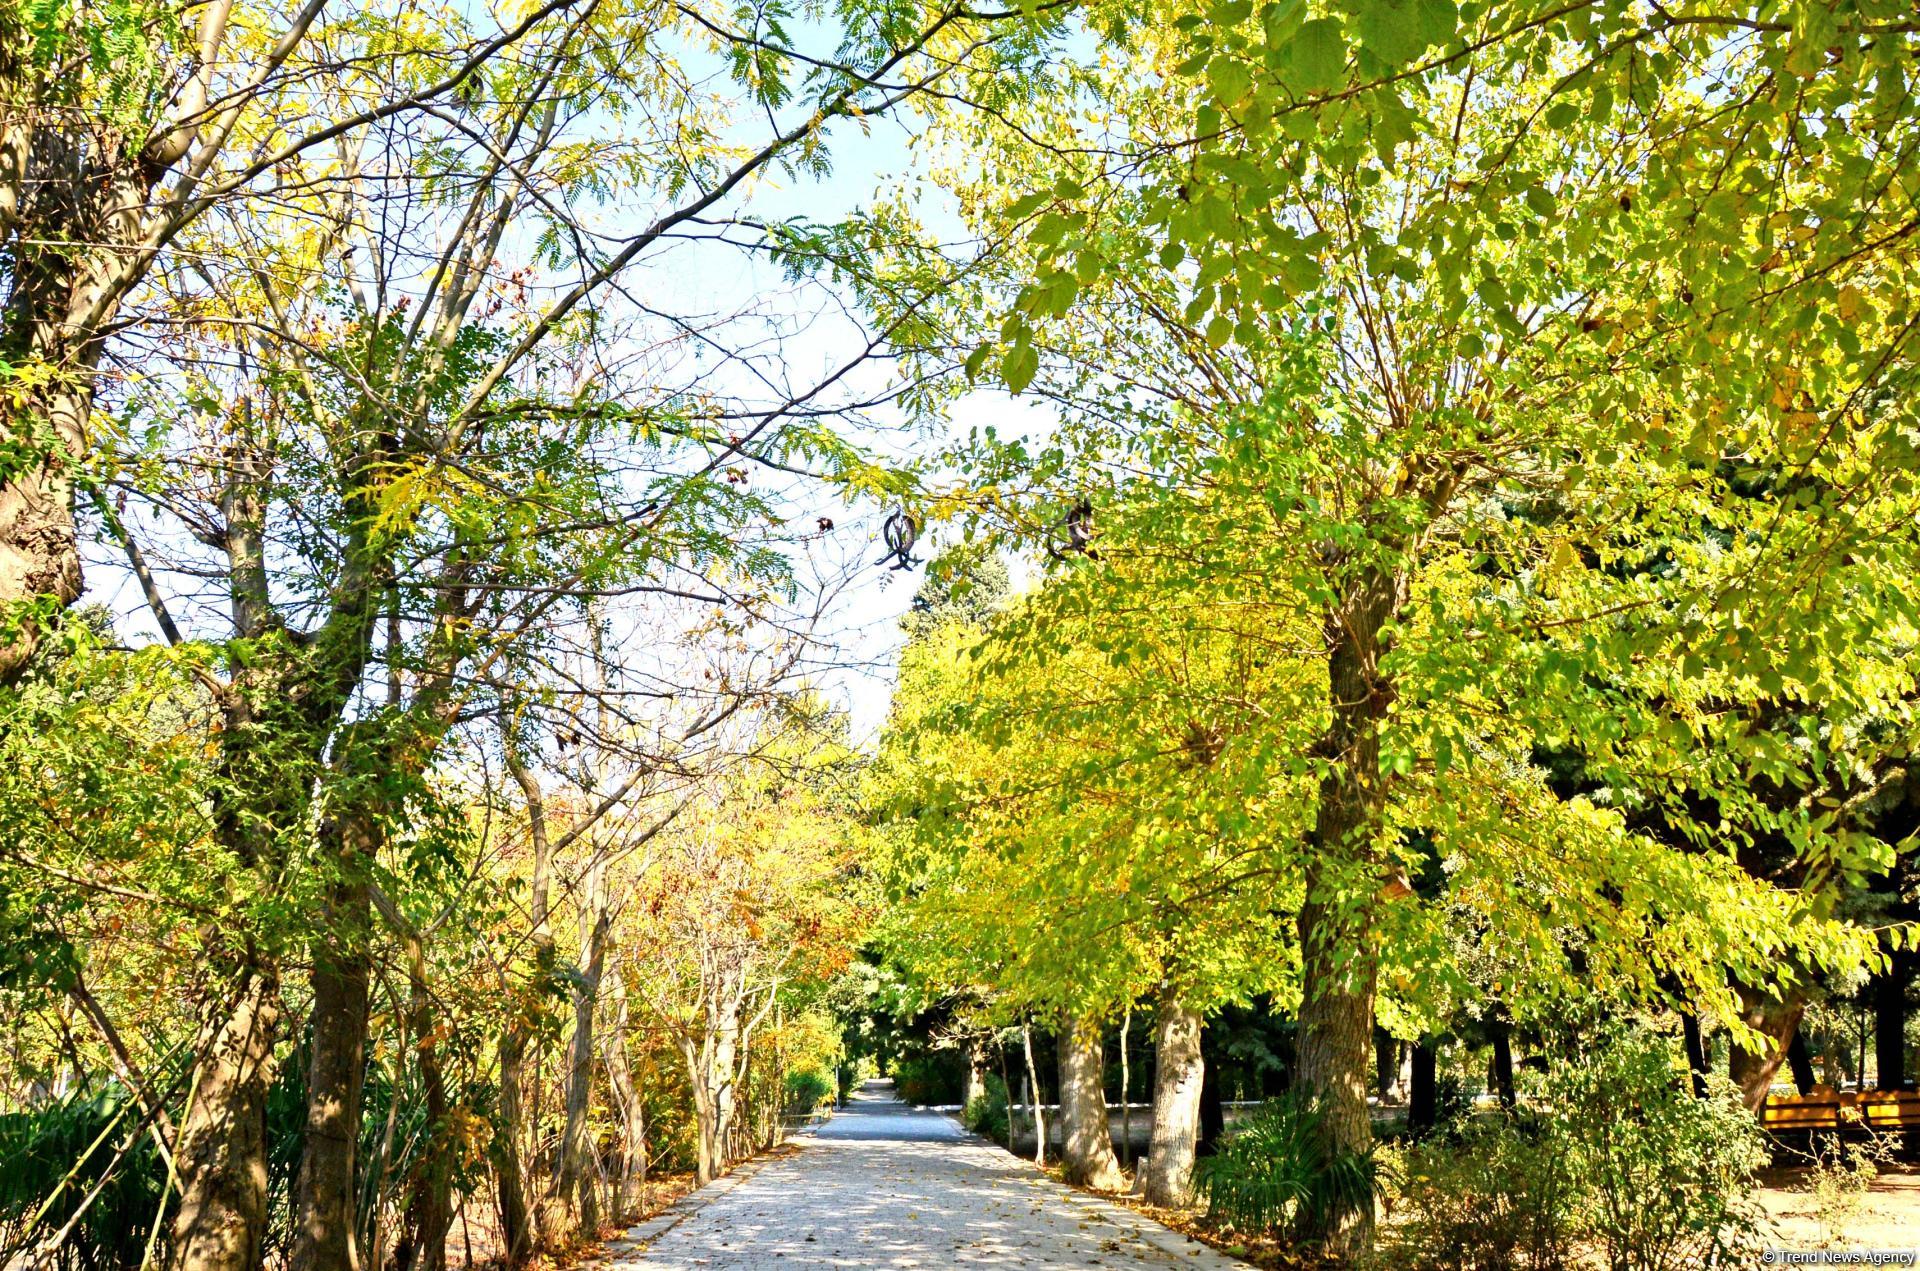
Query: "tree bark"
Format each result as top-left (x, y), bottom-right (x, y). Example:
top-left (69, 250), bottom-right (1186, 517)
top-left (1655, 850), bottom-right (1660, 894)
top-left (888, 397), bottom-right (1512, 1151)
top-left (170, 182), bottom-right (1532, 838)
top-left (1057, 1015), bottom-right (1124, 1190)
top-left (0, 374), bottom-right (90, 679)
top-left (168, 967), bottom-right (281, 1271)
top-left (964, 1038), bottom-right (990, 1108)
top-left (1197, 1029), bottom-right (1224, 1155)
top-left (1873, 949), bottom-right (1910, 1090)
top-left (553, 854), bottom-right (611, 1237)
top-left (1729, 987), bottom-right (1807, 1111)
top-left (1489, 1012), bottom-right (1516, 1110)
top-left (499, 733), bottom-right (556, 1264)
top-left (1139, 999), bottom-right (1204, 1207)
top-left (603, 962), bottom-right (648, 1217)
top-left (1681, 1012), bottom-right (1709, 1097)
top-left (1373, 1029), bottom-right (1399, 1103)
top-left (1408, 1040), bottom-right (1436, 1137)
top-left (1291, 564), bottom-right (1400, 1255)
top-left (1022, 1024), bottom-right (1046, 1166)
top-left (1786, 1029), bottom-right (1817, 1095)
top-left (291, 814), bottom-right (376, 1271)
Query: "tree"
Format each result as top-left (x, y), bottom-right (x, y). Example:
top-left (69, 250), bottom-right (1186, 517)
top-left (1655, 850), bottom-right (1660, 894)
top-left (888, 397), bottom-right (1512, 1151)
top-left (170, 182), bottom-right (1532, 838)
top-left (906, 0), bottom-right (1920, 1251)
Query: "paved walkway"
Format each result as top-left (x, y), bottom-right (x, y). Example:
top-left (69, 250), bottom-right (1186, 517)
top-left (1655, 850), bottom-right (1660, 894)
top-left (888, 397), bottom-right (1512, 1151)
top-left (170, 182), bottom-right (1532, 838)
top-left (608, 1080), bottom-right (1246, 1269)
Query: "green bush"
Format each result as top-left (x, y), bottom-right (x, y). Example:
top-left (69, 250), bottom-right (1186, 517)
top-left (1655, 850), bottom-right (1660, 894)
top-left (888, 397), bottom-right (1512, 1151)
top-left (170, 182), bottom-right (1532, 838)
top-left (0, 1085), bottom-right (171, 1270)
top-left (1381, 1025), bottom-right (1765, 1271)
top-left (891, 1052), bottom-right (964, 1106)
top-left (1194, 1092), bottom-right (1376, 1239)
top-left (962, 1073), bottom-right (1010, 1143)
top-left (1551, 1027), bottom-right (1765, 1271)
top-left (786, 1069), bottom-right (834, 1114)
top-left (1387, 1112), bottom-right (1578, 1271)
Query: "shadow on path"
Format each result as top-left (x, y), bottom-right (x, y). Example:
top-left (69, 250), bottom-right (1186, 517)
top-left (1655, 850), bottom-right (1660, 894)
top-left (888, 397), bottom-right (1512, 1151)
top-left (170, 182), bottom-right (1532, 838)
top-left (610, 1079), bottom-right (1247, 1269)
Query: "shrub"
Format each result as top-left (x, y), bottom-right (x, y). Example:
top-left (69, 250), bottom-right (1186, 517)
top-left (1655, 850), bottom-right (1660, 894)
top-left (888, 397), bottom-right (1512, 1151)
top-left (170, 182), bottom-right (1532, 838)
top-left (1386, 1112), bottom-right (1578, 1271)
top-left (1549, 1025), bottom-right (1766, 1271)
top-left (1432, 1072), bottom-right (1476, 1134)
top-left (1809, 1137), bottom-right (1885, 1246)
top-left (785, 1069), bottom-right (834, 1114)
top-left (1194, 1092), bottom-right (1376, 1240)
top-left (962, 1073), bottom-right (1011, 1143)
top-left (891, 1052), bottom-right (965, 1106)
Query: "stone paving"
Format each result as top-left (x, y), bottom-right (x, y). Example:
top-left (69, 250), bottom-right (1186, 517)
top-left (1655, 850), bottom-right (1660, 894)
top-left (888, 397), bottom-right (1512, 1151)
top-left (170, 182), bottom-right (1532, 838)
top-left (607, 1081), bottom-right (1248, 1269)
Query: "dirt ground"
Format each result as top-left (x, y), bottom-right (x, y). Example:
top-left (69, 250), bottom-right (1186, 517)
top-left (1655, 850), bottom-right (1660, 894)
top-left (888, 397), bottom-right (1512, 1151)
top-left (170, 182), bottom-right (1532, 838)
top-left (1754, 1163), bottom-right (1920, 1253)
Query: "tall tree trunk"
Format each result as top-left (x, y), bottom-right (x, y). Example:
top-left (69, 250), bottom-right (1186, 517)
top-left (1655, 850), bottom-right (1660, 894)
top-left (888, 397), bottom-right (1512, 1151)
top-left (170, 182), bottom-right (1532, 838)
top-left (1293, 565), bottom-right (1400, 1256)
top-left (1729, 986), bottom-right (1808, 1111)
top-left (378, 883), bottom-right (452, 1271)
top-left (1021, 1024), bottom-right (1046, 1166)
top-left (1786, 1030), bottom-right (1817, 1095)
top-left (1117, 1010), bottom-right (1131, 1169)
top-left (1873, 949), bottom-right (1910, 1090)
top-left (1681, 1012), bottom-right (1709, 1097)
top-left (1197, 1029), bottom-right (1224, 1155)
top-left (1407, 1040), bottom-right (1436, 1137)
top-left (964, 1038), bottom-right (990, 1108)
top-left (553, 855), bottom-right (611, 1238)
top-left (1139, 999), bottom-right (1204, 1207)
top-left (1373, 1029), bottom-right (1399, 1103)
top-left (1057, 1015), bottom-right (1124, 1190)
top-left (499, 732), bottom-right (555, 1264)
top-left (292, 813), bottom-right (376, 1271)
top-left (0, 373), bottom-right (90, 679)
top-left (604, 964), bottom-right (648, 1217)
top-left (683, 1034), bottom-right (724, 1187)
top-left (1489, 1011), bottom-right (1516, 1110)
top-left (168, 967), bottom-right (282, 1271)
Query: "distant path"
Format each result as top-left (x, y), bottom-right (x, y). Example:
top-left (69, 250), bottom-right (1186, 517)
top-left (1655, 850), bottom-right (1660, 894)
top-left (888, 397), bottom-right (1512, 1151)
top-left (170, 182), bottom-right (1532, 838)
top-left (607, 1079), bottom-right (1247, 1269)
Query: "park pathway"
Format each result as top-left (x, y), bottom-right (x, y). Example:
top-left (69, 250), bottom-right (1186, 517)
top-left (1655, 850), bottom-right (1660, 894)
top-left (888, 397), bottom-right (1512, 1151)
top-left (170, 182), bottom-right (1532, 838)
top-left (606, 1080), bottom-right (1247, 1269)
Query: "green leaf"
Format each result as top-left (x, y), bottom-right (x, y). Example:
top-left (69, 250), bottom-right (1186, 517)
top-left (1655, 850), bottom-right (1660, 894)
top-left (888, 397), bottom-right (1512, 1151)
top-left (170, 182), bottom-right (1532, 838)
top-left (1002, 344), bottom-right (1039, 394)
top-left (1284, 19), bottom-right (1347, 95)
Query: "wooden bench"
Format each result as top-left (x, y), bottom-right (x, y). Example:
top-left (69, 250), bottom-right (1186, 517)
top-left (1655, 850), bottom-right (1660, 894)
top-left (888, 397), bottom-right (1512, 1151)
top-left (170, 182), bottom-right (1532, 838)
top-left (1761, 1089), bottom-right (1920, 1131)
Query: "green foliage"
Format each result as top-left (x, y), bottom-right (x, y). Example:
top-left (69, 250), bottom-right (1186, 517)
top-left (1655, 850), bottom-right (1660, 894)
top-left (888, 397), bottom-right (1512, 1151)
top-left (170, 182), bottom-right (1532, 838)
top-left (1384, 1027), bottom-right (1767, 1270)
top-left (890, 1052), bottom-right (964, 1106)
top-left (784, 1069), bottom-right (834, 1115)
top-left (1194, 1092), bottom-right (1376, 1239)
top-left (0, 1084), bottom-right (169, 1269)
top-left (962, 1073), bottom-right (1011, 1143)
top-left (1550, 1027), bottom-right (1767, 1271)
top-left (1387, 1113), bottom-right (1579, 1271)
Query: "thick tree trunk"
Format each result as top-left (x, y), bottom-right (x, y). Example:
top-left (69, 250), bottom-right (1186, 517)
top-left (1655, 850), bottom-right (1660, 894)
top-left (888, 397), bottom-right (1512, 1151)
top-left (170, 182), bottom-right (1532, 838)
top-left (496, 1031), bottom-right (535, 1262)
top-left (1786, 1030), bottom-right (1817, 1095)
top-left (1293, 565), bottom-right (1401, 1256)
top-left (0, 375), bottom-right (90, 679)
top-left (1729, 987), bottom-right (1807, 1111)
top-left (685, 1035), bottom-right (726, 1187)
top-left (292, 814), bottom-right (376, 1271)
top-left (168, 968), bottom-right (282, 1271)
top-left (1874, 950), bottom-right (1910, 1090)
top-left (1489, 1012), bottom-right (1516, 1110)
top-left (1408, 1040), bottom-right (1436, 1137)
top-left (604, 960), bottom-right (648, 1217)
top-left (552, 856), bottom-right (611, 1238)
top-left (964, 1038), bottom-right (990, 1108)
top-left (1373, 1029), bottom-right (1399, 1102)
top-left (1139, 999), bottom-right (1204, 1207)
top-left (1057, 1015), bottom-right (1124, 1190)
top-left (1197, 1029), bottom-right (1224, 1155)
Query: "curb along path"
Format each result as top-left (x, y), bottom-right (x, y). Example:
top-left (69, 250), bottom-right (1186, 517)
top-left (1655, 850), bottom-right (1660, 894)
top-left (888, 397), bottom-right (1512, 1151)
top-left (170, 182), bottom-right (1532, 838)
top-left (599, 1080), bottom-right (1250, 1269)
